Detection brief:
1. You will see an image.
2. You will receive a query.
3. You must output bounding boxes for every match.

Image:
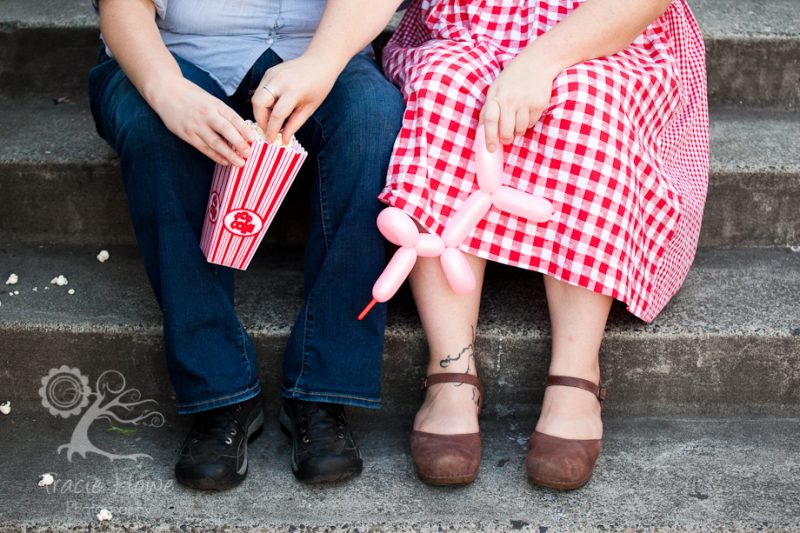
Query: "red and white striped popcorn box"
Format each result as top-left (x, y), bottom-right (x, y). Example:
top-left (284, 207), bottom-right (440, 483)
top-left (200, 135), bottom-right (307, 270)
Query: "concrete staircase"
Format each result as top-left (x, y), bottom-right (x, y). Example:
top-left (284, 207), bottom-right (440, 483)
top-left (0, 0), bottom-right (799, 530)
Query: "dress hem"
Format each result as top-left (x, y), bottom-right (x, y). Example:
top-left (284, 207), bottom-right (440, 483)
top-left (377, 192), bottom-right (659, 324)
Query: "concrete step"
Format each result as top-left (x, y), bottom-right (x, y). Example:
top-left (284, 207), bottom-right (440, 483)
top-left (1, 0), bottom-right (799, 108)
top-left (1, 245), bottom-right (798, 418)
top-left (0, 414), bottom-right (797, 531)
top-left (0, 97), bottom-right (310, 248)
top-left (1, 100), bottom-right (799, 248)
top-left (693, 0), bottom-right (800, 109)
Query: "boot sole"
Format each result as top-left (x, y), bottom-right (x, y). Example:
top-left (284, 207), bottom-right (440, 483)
top-left (417, 471), bottom-right (479, 486)
top-left (527, 471), bottom-right (593, 491)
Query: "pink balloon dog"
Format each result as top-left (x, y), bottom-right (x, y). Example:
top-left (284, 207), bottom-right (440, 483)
top-left (358, 127), bottom-right (557, 320)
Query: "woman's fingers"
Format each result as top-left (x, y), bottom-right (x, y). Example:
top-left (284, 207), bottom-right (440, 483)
top-left (250, 58), bottom-right (336, 144)
top-left (251, 83), bottom-right (277, 131)
top-left (158, 81), bottom-right (255, 166)
top-left (281, 105), bottom-right (312, 144)
top-left (481, 99), bottom-right (501, 152)
top-left (498, 101), bottom-right (516, 145)
top-left (220, 105), bottom-right (257, 146)
top-left (188, 132), bottom-right (228, 166)
top-left (197, 127), bottom-right (246, 167)
top-left (212, 111), bottom-right (252, 159)
top-left (515, 108), bottom-right (530, 137)
top-left (252, 100), bottom-right (269, 132)
top-left (528, 106), bottom-right (545, 129)
top-left (265, 93), bottom-right (296, 142)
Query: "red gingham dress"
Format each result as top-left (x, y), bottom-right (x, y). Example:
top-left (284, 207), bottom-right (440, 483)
top-left (379, 0), bottom-right (709, 322)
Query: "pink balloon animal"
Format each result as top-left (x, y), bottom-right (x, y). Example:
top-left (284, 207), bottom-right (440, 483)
top-left (358, 128), bottom-right (557, 320)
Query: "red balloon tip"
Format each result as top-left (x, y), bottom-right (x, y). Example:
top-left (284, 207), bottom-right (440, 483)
top-left (357, 298), bottom-right (378, 321)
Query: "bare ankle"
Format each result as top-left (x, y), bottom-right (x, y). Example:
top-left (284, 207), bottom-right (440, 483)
top-left (548, 358), bottom-right (600, 383)
top-left (415, 383), bottom-right (481, 434)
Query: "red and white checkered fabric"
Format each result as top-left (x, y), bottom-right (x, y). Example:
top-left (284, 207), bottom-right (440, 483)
top-left (379, 0), bottom-right (709, 322)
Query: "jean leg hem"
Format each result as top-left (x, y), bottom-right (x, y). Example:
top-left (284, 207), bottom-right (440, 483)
top-left (281, 387), bottom-right (381, 410)
top-left (177, 382), bottom-right (262, 415)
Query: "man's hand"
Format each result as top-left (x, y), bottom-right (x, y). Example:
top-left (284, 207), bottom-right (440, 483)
top-left (479, 53), bottom-right (560, 153)
top-left (251, 54), bottom-right (340, 143)
top-left (151, 77), bottom-right (256, 166)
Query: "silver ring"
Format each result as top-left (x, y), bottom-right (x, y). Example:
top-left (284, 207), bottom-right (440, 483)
top-left (261, 84), bottom-right (277, 100)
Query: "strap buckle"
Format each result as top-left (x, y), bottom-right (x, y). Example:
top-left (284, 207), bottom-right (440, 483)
top-left (597, 384), bottom-right (607, 402)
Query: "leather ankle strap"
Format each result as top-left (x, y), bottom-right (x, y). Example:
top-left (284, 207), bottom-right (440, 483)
top-left (423, 373), bottom-right (484, 409)
top-left (424, 373), bottom-right (481, 389)
top-left (546, 376), bottom-right (606, 403)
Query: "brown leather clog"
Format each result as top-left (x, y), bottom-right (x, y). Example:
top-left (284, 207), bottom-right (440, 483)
top-left (526, 376), bottom-right (606, 490)
top-left (410, 373), bottom-right (483, 486)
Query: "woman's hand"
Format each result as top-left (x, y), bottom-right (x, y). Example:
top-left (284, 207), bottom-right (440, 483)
top-left (479, 52), bottom-right (561, 152)
top-left (478, 0), bottom-right (673, 153)
top-left (149, 77), bottom-right (256, 167)
top-left (252, 53), bottom-right (340, 143)
top-left (98, 0), bottom-right (255, 166)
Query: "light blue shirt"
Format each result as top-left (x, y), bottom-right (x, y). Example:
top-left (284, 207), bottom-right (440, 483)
top-left (92, 0), bottom-right (372, 95)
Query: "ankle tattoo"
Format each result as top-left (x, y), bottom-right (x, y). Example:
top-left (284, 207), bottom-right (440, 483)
top-left (437, 327), bottom-right (480, 406)
top-left (439, 326), bottom-right (476, 370)
top-left (439, 342), bottom-right (473, 369)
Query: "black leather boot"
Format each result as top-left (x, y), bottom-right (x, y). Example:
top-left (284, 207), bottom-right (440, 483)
top-left (175, 393), bottom-right (264, 490)
top-left (279, 399), bottom-right (362, 483)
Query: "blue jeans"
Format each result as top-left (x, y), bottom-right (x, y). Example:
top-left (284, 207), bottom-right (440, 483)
top-left (88, 49), bottom-right (403, 414)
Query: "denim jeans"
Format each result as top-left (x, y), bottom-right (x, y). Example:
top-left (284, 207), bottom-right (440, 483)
top-left (88, 48), bottom-right (403, 414)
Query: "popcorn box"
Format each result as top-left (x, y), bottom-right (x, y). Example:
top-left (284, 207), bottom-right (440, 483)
top-left (200, 130), bottom-right (307, 270)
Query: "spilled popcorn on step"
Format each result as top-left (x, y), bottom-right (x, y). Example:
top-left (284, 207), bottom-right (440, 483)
top-left (50, 275), bottom-right (68, 286)
top-left (0, 401), bottom-right (10, 415)
top-left (68, 289), bottom-right (75, 295)
top-left (97, 509), bottom-right (113, 522)
top-left (5, 274), bottom-right (18, 285)
top-left (97, 250), bottom-right (110, 263)
top-left (37, 473), bottom-right (55, 487)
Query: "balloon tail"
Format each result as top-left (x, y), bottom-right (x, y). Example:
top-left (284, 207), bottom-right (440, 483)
top-left (357, 298), bottom-right (378, 321)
